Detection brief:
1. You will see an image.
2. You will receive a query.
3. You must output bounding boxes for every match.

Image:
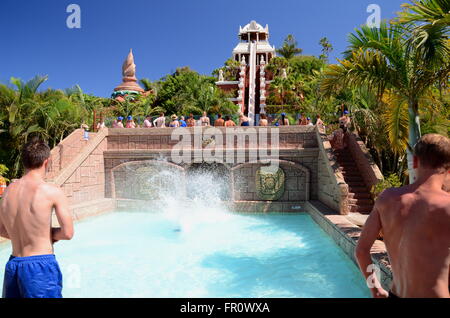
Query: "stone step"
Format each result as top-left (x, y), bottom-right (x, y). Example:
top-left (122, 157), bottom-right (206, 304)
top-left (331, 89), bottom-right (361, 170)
top-left (348, 198), bottom-right (374, 205)
top-left (336, 155), bottom-right (353, 160)
top-left (344, 175), bottom-right (364, 182)
top-left (339, 164), bottom-right (356, 169)
top-left (346, 213), bottom-right (369, 227)
top-left (348, 192), bottom-right (372, 199)
top-left (346, 181), bottom-right (367, 187)
top-left (349, 186), bottom-right (369, 193)
top-left (336, 159), bottom-right (353, 164)
top-left (349, 204), bottom-right (373, 213)
top-left (354, 210), bottom-right (372, 215)
top-left (341, 171), bottom-right (362, 177)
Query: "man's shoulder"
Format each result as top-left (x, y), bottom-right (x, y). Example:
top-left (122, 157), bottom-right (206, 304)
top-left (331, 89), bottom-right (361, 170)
top-left (376, 186), bottom-right (409, 207)
top-left (429, 191), bottom-right (450, 214)
top-left (37, 182), bottom-right (63, 197)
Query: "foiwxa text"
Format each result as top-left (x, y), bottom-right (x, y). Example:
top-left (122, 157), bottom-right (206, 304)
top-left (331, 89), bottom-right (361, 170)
top-left (170, 127), bottom-right (280, 168)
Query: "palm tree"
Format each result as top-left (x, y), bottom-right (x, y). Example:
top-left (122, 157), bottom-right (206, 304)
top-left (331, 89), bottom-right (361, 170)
top-left (322, 20), bottom-right (449, 182)
top-left (319, 37), bottom-right (334, 61)
top-left (397, 0), bottom-right (450, 28)
top-left (0, 76), bottom-right (49, 175)
top-left (276, 35), bottom-right (303, 60)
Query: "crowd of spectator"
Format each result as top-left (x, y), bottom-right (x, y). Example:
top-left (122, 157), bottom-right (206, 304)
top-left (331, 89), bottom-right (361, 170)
top-left (97, 111), bottom-right (339, 132)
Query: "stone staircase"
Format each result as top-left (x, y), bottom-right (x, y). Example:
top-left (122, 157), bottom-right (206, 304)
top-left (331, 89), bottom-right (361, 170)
top-left (334, 149), bottom-right (374, 215)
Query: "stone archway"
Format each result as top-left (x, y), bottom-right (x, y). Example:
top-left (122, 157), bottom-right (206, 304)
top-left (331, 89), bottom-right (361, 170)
top-left (111, 160), bottom-right (185, 200)
top-left (184, 163), bottom-right (232, 201)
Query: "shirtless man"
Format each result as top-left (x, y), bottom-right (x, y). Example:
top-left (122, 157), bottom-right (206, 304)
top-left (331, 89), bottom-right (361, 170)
top-left (355, 134), bottom-right (450, 298)
top-left (187, 114), bottom-right (196, 127)
top-left (214, 114), bottom-right (225, 127)
top-left (0, 138), bottom-right (74, 298)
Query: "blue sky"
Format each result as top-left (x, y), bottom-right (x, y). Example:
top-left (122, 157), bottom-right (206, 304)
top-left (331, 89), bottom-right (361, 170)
top-left (0, 0), bottom-right (406, 97)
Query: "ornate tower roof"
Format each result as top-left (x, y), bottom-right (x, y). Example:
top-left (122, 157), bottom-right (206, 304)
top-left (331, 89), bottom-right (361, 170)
top-left (113, 49), bottom-right (144, 96)
top-left (239, 20), bottom-right (269, 35)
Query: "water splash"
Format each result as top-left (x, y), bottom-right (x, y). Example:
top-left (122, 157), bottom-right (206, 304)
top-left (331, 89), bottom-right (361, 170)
top-left (136, 162), bottom-right (233, 234)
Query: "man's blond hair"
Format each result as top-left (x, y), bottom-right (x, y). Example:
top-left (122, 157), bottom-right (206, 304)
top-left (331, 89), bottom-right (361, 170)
top-left (414, 134), bottom-right (450, 172)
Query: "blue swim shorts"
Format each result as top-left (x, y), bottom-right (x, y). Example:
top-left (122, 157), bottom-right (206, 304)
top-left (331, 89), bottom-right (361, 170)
top-left (2, 254), bottom-right (63, 298)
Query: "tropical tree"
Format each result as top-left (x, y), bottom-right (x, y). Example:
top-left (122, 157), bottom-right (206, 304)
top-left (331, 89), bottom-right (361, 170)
top-left (397, 0), bottom-right (450, 28)
top-left (321, 20), bottom-right (449, 182)
top-left (276, 35), bottom-right (303, 60)
top-left (319, 37), bottom-right (334, 61)
top-left (212, 58), bottom-right (241, 81)
top-left (0, 76), bottom-right (101, 177)
top-left (154, 67), bottom-right (237, 115)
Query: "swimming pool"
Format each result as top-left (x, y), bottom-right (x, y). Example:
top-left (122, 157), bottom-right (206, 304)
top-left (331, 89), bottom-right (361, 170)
top-left (0, 211), bottom-right (370, 298)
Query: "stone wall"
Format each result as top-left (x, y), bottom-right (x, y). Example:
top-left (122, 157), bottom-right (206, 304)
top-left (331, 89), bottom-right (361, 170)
top-left (43, 126), bottom-right (351, 213)
top-left (47, 129), bottom-right (97, 180)
top-left (315, 128), bottom-right (349, 214)
top-left (347, 133), bottom-right (384, 190)
top-left (106, 126), bottom-right (318, 151)
top-left (104, 126), bottom-right (321, 203)
top-left (47, 129), bottom-right (108, 206)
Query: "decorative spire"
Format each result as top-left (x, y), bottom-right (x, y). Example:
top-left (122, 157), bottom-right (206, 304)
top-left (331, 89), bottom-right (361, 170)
top-left (114, 49), bottom-right (144, 94)
top-left (122, 49), bottom-right (136, 78)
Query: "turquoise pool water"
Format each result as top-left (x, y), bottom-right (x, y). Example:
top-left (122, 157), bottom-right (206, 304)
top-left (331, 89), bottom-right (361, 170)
top-left (0, 212), bottom-right (370, 298)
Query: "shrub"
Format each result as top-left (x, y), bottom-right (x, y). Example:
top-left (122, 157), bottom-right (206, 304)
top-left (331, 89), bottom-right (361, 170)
top-left (0, 164), bottom-right (9, 185)
top-left (371, 174), bottom-right (402, 200)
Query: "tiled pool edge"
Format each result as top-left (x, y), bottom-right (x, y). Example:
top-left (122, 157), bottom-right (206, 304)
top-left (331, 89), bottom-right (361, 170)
top-left (115, 199), bottom-right (308, 213)
top-left (305, 200), bottom-right (393, 292)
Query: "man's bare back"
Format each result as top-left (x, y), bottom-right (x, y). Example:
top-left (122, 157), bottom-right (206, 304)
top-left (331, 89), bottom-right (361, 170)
top-left (377, 185), bottom-right (450, 298)
top-left (0, 173), bottom-right (73, 257)
top-left (356, 134), bottom-right (450, 298)
top-left (1, 138), bottom-right (74, 298)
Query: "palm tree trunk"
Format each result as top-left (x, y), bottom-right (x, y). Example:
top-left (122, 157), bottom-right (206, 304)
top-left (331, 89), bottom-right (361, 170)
top-left (406, 99), bottom-right (421, 184)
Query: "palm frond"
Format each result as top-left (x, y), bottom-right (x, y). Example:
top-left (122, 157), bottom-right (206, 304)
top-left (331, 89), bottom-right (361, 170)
top-left (382, 92), bottom-right (409, 154)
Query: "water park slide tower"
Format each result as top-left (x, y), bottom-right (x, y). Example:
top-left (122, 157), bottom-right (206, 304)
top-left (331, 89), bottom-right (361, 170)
top-left (216, 21), bottom-right (276, 125)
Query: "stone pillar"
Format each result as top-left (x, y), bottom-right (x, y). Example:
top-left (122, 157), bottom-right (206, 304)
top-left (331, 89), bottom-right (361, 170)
top-left (260, 56), bottom-right (267, 115)
top-left (238, 56), bottom-right (247, 113)
top-left (248, 41), bottom-right (257, 126)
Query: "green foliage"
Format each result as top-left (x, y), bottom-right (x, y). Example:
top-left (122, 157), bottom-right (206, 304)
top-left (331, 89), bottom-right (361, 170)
top-left (276, 35), bottom-right (303, 60)
top-left (319, 37), bottom-right (333, 61)
top-left (321, 10), bottom-right (449, 183)
top-left (0, 164), bottom-right (8, 178)
top-left (266, 55), bottom-right (328, 117)
top-left (212, 58), bottom-right (241, 81)
top-left (153, 67), bottom-right (238, 116)
top-left (0, 76), bottom-right (107, 178)
top-left (265, 105), bottom-right (301, 114)
top-left (371, 174), bottom-right (402, 200)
